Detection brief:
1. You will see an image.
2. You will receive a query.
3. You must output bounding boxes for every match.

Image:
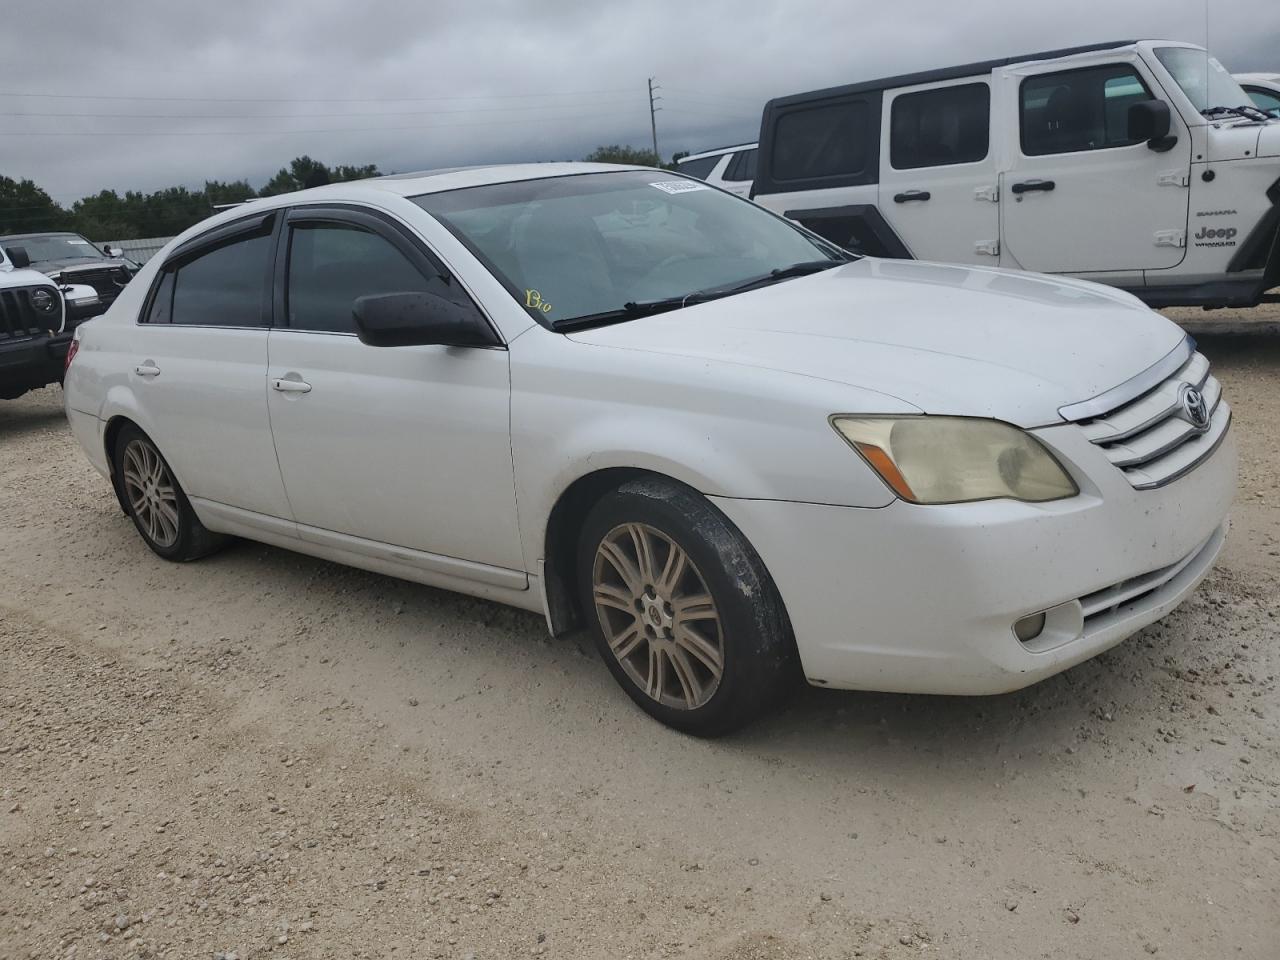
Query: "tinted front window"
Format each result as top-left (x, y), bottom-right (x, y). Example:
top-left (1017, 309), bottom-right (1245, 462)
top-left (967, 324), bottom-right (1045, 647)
top-left (1021, 65), bottom-right (1151, 156)
top-left (286, 224), bottom-right (445, 334)
top-left (414, 170), bottom-right (841, 326)
top-left (674, 155), bottom-right (720, 180)
top-left (171, 233), bottom-right (270, 327)
top-left (891, 83), bottom-right (990, 168)
top-left (771, 100), bottom-right (870, 181)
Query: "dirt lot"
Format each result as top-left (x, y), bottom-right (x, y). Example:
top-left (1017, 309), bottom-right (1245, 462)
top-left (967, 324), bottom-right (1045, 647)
top-left (2, 328), bottom-right (1278, 960)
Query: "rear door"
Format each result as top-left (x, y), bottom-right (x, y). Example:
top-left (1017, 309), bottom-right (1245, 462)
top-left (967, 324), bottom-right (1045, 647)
top-left (265, 205), bottom-right (524, 575)
top-left (877, 79), bottom-right (999, 264)
top-left (128, 213), bottom-right (291, 521)
top-left (999, 58), bottom-right (1191, 274)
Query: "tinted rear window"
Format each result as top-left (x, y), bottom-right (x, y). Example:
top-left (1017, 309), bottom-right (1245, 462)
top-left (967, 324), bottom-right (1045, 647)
top-left (675, 155), bottom-right (720, 180)
top-left (771, 100), bottom-right (869, 181)
top-left (171, 232), bottom-right (271, 327)
top-left (890, 83), bottom-right (990, 169)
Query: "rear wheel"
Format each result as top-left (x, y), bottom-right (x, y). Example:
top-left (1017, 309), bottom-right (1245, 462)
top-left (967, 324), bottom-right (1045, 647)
top-left (112, 424), bottom-right (225, 561)
top-left (577, 477), bottom-right (794, 736)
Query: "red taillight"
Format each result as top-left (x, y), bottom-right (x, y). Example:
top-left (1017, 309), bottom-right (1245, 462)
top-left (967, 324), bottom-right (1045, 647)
top-left (65, 337), bottom-right (80, 373)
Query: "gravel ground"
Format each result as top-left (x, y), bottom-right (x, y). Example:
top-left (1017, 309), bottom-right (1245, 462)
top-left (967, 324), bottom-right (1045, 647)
top-left (1, 328), bottom-right (1277, 960)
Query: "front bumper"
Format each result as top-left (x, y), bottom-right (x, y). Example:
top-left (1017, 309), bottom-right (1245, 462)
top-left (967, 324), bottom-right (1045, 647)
top-left (711, 419), bottom-right (1237, 695)
top-left (0, 332), bottom-right (70, 398)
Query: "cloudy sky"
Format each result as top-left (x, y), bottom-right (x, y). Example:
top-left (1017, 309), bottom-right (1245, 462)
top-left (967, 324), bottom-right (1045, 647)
top-left (3, 0), bottom-right (1277, 204)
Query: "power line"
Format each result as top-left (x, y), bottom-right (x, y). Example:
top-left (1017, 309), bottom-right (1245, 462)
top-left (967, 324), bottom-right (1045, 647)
top-left (0, 109), bottom-right (633, 137)
top-left (0, 88), bottom-right (636, 104)
top-left (0, 99), bottom-right (641, 121)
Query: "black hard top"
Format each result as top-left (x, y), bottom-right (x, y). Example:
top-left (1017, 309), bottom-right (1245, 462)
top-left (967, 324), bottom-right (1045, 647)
top-left (767, 40), bottom-right (1139, 108)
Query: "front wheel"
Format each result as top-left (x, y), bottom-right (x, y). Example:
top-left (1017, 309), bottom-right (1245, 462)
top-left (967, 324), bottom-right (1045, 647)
top-left (577, 477), bottom-right (794, 736)
top-left (112, 424), bottom-right (225, 561)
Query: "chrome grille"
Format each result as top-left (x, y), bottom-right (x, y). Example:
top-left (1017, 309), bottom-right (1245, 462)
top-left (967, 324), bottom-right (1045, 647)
top-left (1071, 350), bottom-right (1230, 490)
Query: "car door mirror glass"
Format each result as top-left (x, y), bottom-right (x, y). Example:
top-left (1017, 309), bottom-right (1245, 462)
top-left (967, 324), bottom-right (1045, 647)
top-left (1128, 99), bottom-right (1176, 151)
top-left (352, 292), bottom-right (495, 348)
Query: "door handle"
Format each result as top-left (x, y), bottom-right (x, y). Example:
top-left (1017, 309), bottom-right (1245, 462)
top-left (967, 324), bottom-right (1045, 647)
top-left (134, 362), bottom-right (160, 377)
top-left (1011, 179), bottom-right (1056, 195)
top-left (893, 190), bottom-right (932, 203)
top-left (272, 377), bottom-right (312, 394)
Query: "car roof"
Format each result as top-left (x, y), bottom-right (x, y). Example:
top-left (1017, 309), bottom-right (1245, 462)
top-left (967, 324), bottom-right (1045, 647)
top-left (152, 163), bottom-right (666, 254)
top-left (678, 143), bottom-right (757, 163)
top-left (766, 39), bottom-right (1144, 109)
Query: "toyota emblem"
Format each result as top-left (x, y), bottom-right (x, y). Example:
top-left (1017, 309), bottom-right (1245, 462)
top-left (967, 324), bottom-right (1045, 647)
top-left (1179, 383), bottom-right (1210, 431)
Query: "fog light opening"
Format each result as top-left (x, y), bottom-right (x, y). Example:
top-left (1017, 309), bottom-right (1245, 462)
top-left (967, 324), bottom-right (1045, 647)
top-left (1013, 612), bottom-right (1047, 644)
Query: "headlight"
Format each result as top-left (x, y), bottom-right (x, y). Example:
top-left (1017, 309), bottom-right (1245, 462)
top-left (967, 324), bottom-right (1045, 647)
top-left (30, 288), bottom-right (58, 313)
top-left (831, 416), bottom-right (1078, 504)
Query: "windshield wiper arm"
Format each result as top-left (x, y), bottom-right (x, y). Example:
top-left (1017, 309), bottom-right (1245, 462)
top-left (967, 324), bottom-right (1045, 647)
top-left (551, 258), bottom-right (849, 331)
top-left (1203, 104), bottom-right (1272, 122)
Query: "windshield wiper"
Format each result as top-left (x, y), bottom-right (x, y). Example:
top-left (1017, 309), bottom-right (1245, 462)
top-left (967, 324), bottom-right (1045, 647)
top-left (551, 257), bottom-right (849, 331)
top-left (1202, 104), bottom-right (1272, 122)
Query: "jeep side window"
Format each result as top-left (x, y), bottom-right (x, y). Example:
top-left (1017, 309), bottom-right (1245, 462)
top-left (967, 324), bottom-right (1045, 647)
top-left (771, 100), bottom-right (870, 181)
top-left (890, 83), bottom-right (990, 169)
top-left (1020, 64), bottom-right (1153, 156)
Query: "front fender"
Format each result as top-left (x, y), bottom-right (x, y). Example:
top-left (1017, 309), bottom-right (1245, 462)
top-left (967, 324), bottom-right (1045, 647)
top-left (509, 334), bottom-right (912, 567)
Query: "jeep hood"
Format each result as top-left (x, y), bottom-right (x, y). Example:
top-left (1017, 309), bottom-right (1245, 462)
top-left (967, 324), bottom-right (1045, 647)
top-left (566, 259), bottom-right (1186, 427)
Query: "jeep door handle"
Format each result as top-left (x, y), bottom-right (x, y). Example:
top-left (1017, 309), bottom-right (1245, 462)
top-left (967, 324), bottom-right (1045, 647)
top-left (272, 377), bottom-right (312, 394)
top-left (1011, 179), bottom-right (1056, 194)
top-left (134, 362), bottom-right (160, 377)
top-left (893, 190), bottom-right (932, 203)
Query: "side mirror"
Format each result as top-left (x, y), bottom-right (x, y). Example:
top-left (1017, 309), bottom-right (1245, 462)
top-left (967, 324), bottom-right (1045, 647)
top-left (5, 246), bottom-right (31, 269)
top-left (352, 292), bottom-right (498, 348)
top-left (102, 244), bottom-right (121, 258)
top-left (1128, 100), bottom-right (1176, 152)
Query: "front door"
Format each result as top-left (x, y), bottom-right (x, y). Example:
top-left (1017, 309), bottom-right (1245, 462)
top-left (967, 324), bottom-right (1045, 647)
top-left (265, 206), bottom-right (524, 574)
top-left (1000, 58), bottom-right (1191, 274)
top-left (878, 79), bottom-right (1001, 265)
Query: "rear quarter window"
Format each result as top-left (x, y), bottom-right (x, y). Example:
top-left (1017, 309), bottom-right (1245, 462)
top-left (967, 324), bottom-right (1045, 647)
top-left (770, 100), bottom-right (871, 182)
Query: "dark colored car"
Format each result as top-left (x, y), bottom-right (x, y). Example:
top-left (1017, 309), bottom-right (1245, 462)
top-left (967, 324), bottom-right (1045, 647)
top-left (0, 232), bottom-right (139, 326)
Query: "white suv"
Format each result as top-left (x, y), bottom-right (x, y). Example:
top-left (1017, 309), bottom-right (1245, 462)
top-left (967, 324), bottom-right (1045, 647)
top-left (674, 143), bottom-right (757, 196)
top-left (753, 40), bottom-right (1280, 309)
top-left (1236, 73), bottom-right (1280, 115)
top-left (65, 164), bottom-right (1235, 733)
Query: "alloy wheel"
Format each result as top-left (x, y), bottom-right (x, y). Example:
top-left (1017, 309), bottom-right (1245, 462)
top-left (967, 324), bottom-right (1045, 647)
top-left (591, 522), bottom-right (725, 710)
top-left (121, 438), bottom-right (180, 549)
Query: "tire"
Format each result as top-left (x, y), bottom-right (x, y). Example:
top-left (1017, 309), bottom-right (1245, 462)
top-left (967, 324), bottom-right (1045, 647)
top-left (112, 424), bottom-right (226, 562)
top-left (576, 476), bottom-right (794, 736)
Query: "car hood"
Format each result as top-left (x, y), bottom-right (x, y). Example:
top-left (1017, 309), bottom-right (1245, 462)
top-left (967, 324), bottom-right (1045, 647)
top-left (1256, 121), bottom-right (1280, 158)
top-left (38, 257), bottom-right (130, 274)
top-left (566, 259), bottom-right (1185, 427)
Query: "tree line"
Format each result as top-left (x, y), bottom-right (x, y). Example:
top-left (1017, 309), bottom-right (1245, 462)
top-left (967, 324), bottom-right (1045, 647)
top-left (1, 145), bottom-right (682, 241)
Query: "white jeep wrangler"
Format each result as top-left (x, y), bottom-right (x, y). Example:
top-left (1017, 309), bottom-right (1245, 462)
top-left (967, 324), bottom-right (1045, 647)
top-left (1, 245), bottom-right (98, 400)
top-left (752, 40), bottom-right (1280, 308)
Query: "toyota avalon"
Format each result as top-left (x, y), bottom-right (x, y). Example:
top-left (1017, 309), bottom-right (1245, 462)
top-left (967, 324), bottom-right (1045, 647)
top-left (63, 164), bottom-right (1235, 734)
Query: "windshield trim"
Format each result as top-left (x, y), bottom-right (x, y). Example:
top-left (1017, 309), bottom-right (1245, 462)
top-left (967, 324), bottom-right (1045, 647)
top-left (412, 170), bottom-right (850, 332)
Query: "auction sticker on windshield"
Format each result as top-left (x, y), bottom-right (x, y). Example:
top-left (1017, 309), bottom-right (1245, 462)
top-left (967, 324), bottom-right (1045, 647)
top-left (650, 181), bottom-right (709, 194)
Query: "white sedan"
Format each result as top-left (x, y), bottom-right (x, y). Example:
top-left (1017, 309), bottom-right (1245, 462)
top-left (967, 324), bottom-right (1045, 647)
top-left (63, 163), bottom-right (1236, 734)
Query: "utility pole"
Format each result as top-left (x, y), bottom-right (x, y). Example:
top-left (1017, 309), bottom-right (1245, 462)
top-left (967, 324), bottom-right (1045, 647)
top-left (647, 77), bottom-right (661, 162)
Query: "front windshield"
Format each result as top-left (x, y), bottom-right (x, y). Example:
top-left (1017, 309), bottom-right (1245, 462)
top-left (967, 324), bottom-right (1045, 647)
top-left (413, 170), bottom-right (843, 326)
top-left (1155, 47), bottom-right (1253, 113)
top-left (1, 234), bottom-right (106, 265)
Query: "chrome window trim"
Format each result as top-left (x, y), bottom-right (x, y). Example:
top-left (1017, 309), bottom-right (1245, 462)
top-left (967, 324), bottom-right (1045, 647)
top-left (1058, 335), bottom-right (1194, 422)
